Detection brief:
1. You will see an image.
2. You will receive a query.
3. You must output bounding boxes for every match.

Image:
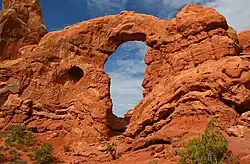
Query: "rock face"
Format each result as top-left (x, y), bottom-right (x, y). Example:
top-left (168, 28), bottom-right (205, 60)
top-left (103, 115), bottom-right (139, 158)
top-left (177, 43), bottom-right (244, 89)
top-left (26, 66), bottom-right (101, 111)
top-left (0, 0), bottom-right (47, 60)
top-left (1, 1), bottom-right (250, 163)
top-left (239, 29), bottom-right (250, 54)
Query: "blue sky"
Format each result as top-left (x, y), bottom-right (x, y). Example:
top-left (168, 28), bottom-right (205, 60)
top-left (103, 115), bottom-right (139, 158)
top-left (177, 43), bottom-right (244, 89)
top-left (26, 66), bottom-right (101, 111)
top-left (1, 0), bottom-right (250, 116)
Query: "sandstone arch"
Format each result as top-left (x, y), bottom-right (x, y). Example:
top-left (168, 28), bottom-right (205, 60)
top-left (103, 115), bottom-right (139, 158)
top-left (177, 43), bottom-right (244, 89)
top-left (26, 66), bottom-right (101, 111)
top-left (0, 2), bottom-right (240, 136)
top-left (2, 2), bottom-right (250, 162)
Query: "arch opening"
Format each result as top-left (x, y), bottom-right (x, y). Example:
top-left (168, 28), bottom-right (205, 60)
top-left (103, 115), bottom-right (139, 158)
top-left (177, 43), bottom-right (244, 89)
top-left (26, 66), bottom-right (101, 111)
top-left (68, 66), bottom-right (84, 82)
top-left (105, 41), bottom-right (149, 118)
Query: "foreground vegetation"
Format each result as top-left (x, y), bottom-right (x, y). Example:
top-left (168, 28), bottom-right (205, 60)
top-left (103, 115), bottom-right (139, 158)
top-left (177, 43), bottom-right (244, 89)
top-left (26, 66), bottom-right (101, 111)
top-left (0, 119), bottom-right (239, 163)
top-left (0, 124), bottom-right (54, 164)
top-left (179, 118), bottom-right (237, 164)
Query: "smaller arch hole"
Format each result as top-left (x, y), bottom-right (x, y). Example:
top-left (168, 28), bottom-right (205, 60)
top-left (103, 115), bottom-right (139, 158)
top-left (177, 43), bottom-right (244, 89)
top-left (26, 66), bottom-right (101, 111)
top-left (68, 66), bottom-right (84, 82)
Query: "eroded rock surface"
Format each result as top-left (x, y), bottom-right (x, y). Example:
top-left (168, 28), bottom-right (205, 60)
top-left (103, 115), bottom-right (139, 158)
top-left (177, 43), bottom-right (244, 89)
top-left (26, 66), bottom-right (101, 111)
top-left (1, 1), bottom-right (250, 163)
top-left (239, 29), bottom-right (250, 54)
top-left (0, 0), bottom-right (47, 60)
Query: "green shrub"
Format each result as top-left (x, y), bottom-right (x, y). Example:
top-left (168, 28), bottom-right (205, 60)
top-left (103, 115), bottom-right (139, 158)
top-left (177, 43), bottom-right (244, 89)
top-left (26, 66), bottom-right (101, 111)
top-left (0, 152), bottom-right (5, 161)
top-left (115, 153), bottom-right (121, 159)
top-left (10, 159), bottom-right (28, 164)
top-left (8, 149), bottom-right (21, 162)
top-left (0, 124), bottom-right (56, 163)
top-left (63, 145), bottom-right (70, 152)
top-left (179, 118), bottom-right (235, 164)
top-left (103, 142), bottom-right (118, 159)
top-left (104, 142), bottom-right (115, 153)
top-left (33, 143), bottom-right (53, 164)
top-left (3, 125), bottom-right (33, 146)
top-left (148, 159), bottom-right (159, 164)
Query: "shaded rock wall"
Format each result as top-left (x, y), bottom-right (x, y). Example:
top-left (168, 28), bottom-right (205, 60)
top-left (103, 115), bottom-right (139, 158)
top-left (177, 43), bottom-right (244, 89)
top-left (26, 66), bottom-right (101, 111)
top-left (0, 0), bottom-right (47, 60)
top-left (239, 29), bottom-right (250, 54)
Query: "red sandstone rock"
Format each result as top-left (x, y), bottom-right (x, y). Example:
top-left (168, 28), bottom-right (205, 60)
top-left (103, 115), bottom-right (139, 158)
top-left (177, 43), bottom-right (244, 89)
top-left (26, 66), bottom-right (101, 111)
top-left (0, 0), bottom-right (47, 60)
top-left (1, 1), bottom-right (250, 163)
top-left (239, 29), bottom-right (250, 54)
top-left (154, 144), bottom-right (164, 153)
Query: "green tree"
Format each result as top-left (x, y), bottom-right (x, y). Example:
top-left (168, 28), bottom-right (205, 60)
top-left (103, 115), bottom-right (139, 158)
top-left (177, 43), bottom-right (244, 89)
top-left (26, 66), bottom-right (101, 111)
top-left (179, 118), bottom-right (235, 164)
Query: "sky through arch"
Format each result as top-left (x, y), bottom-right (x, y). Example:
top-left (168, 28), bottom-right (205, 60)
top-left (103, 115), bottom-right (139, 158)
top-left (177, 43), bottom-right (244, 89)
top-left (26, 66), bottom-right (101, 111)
top-left (105, 41), bottom-right (149, 117)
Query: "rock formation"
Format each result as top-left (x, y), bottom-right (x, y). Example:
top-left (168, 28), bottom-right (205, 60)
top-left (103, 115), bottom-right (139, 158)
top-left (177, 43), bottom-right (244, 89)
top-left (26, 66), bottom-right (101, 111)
top-left (0, 0), bottom-right (47, 60)
top-left (239, 29), bottom-right (250, 54)
top-left (1, 0), bottom-right (250, 163)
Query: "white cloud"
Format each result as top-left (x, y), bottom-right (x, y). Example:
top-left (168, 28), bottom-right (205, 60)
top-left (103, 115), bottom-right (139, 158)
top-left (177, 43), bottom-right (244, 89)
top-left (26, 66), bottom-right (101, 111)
top-left (204, 0), bottom-right (250, 32)
top-left (158, 0), bottom-right (250, 32)
top-left (84, 0), bottom-right (250, 32)
top-left (115, 42), bottom-right (148, 75)
top-left (109, 71), bottom-right (144, 116)
top-left (86, 0), bottom-right (127, 13)
top-left (105, 41), bottom-right (149, 116)
top-left (162, 0), bottom-right (207, 8)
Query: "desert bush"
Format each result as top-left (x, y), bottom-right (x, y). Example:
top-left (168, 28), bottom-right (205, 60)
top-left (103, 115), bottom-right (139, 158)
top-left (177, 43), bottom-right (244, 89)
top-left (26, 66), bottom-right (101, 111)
top-left (10, 159), bottom-right (28, 164)
top-left (2, 124), bottom-right (33, 147)
top-left (0, 151), bottom-right (5, 161)
top-left (148, 159), bottom-right (159, 164)
top-left (63, 145), bottom-right (70, 152)
top-left (33, 143), bottom-right (53, 164)
top-left (104, 142), bottom-right (116, 153)
top-left (8, 149), bottom-right (21, 162)
top-left (103, 142), bottom-right (118, 159)
top-left (179, 118), bottom-right (236, 164)
top-left (0, 124), bottom-right (56, 163)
